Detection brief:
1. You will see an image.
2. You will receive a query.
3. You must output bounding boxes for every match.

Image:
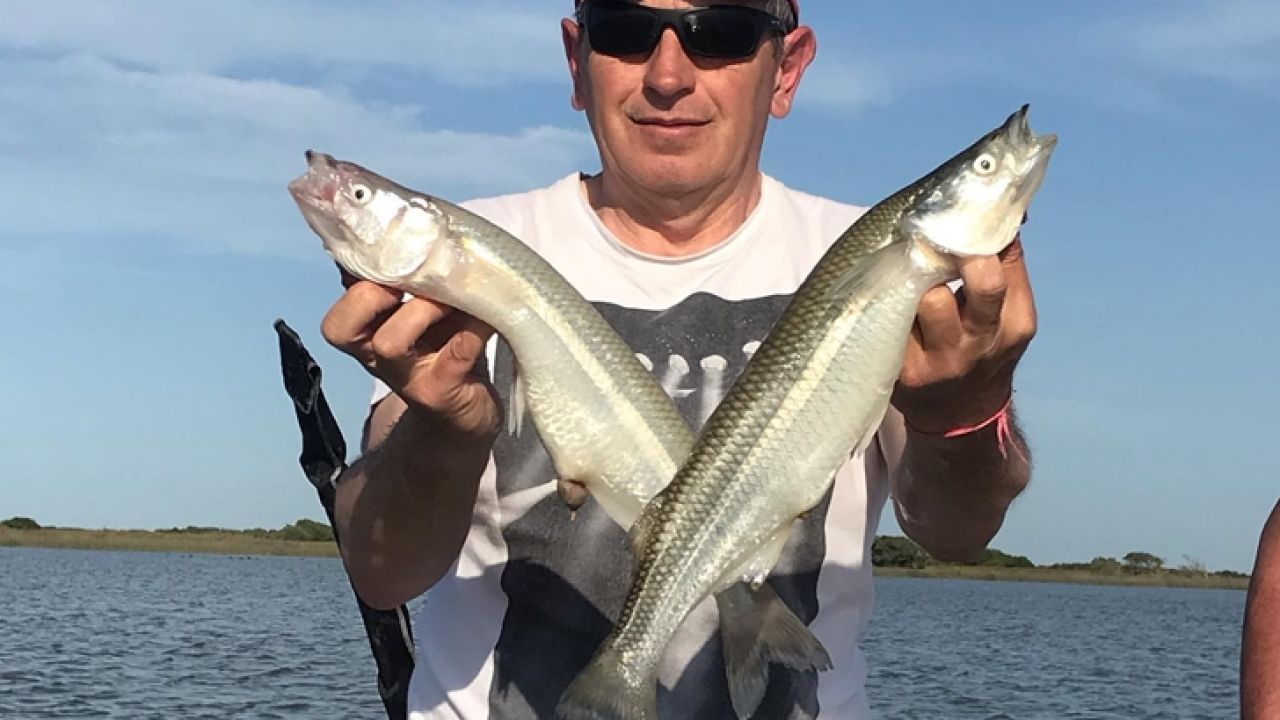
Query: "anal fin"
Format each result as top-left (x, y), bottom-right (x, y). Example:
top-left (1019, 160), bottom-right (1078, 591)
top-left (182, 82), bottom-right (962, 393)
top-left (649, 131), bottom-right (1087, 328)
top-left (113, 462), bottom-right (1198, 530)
top-left (716, 582), bottom-right (833, 720)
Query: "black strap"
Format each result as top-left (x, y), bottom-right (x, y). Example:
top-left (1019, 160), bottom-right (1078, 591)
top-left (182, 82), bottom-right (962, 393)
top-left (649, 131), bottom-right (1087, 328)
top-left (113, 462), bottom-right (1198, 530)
top-left (274, 319), bottom-right (415, 720)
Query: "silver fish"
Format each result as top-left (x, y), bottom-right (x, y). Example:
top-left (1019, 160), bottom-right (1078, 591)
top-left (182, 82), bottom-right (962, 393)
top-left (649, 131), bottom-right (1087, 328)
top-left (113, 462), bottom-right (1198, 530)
top-left (557, 105), bottom-right (1058, 720)
top-left (287, 152), bottom-right (831, 707)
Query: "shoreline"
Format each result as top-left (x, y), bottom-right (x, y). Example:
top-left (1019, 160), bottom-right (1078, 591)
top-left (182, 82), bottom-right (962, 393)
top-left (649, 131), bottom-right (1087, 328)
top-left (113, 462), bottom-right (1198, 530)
top-left (873, 565), bottom-right (1249, 590)
top-left (3, 528), bottom-right (1248, 590)
top-left (0, 527), bottom-right (339, 558)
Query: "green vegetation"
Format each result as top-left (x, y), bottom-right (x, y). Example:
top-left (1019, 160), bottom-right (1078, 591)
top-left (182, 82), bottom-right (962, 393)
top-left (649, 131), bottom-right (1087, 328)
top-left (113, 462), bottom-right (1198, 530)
top-left (158, 518), bottom-right (335, 542)
top-left (871, 535), bottom-right (930, 569)
top-left (0, 517), bottom-right (339, 558)
top-left (871, 535), bottom-right (1249, 590)
top-left (1, 516), bottom-right (41, 530)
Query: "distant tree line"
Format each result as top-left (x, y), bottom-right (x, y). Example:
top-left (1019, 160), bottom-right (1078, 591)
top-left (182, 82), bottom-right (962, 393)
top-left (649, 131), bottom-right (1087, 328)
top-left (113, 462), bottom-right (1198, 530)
top-left (2, 516), bottom-right (334, 542)
top-left (158, 518), bottom-right (335, 542)
top-left (2, 516), bottom-right (1253, 574)
top-left (871, 535), bottom-right (1247, 578)
top-left (1, 517), bottom-right (40, 530)
top-left (872, 535), bottom-right (1033, 569)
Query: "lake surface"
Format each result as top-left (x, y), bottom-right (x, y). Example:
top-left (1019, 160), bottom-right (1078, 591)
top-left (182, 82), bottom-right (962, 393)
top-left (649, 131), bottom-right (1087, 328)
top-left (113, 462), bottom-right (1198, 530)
top-left (0, 548), bottom-right (1245, 718)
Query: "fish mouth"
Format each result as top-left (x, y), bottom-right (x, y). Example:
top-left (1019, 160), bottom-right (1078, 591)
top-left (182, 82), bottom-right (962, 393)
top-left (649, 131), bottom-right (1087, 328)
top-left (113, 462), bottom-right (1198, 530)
top-left (999, 105), bottom-right (1058, 211)
top-left (1003, 104), bottom-right (1058, 158)
top-left (288, 150), bottom-right (340, 207)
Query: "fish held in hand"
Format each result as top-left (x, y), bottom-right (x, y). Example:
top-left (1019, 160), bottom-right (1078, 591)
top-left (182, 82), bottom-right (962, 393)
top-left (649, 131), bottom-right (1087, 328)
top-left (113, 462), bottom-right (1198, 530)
top-left (288, 150), bottom-right (691, 529)
top-left (556, 104), bottom-right (1057, 720)
top-left (288, 152), bottom-right (828, 711)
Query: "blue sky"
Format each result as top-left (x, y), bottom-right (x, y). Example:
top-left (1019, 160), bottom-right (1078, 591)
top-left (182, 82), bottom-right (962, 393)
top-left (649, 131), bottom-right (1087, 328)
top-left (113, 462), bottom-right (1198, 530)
top-left (2, 1), bottom-right (1277, 573)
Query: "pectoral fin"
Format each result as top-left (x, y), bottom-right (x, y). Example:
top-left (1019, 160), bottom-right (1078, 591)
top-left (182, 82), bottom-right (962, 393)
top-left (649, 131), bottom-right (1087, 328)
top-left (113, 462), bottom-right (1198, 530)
top-left (826, 241), bottom-right (909, 307)
top-left (506, 362), bottom-right (526, 436)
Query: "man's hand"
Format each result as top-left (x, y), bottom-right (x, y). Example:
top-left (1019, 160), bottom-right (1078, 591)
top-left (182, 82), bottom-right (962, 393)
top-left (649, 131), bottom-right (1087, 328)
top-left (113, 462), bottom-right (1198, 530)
top-left (318, 271), bottom-right (500, 608)
top-left (321, 272), bottom-right (501, 437)
top-left (892, 236), bottom-right (1037, 432)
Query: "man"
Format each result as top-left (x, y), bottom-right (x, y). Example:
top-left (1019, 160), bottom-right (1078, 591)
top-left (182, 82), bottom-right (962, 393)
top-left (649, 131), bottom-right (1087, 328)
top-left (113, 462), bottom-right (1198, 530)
top-left (320, 1), bottom-right (1035, 717)
top-left (1243, 500), bottom-right (1279, 719)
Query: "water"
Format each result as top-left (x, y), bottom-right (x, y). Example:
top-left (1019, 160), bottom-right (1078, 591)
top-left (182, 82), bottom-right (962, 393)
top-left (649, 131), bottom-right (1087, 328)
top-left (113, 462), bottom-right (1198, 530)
top-left (861, 578), bottom-right (1245, 719)
top-left (0, 549), bottom-right (1246, 718)
top-left (0, 547), bottom-right (388, 719)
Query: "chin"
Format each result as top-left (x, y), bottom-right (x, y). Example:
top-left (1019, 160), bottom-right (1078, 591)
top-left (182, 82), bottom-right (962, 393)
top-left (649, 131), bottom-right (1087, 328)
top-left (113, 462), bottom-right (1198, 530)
top-left (627, 161), bottom-right (715, 195)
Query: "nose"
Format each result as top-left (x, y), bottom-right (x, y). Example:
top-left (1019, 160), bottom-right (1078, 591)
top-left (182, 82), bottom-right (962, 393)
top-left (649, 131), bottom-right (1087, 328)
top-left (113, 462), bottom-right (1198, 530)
top-left (643, 27), bottom-right (696, 103)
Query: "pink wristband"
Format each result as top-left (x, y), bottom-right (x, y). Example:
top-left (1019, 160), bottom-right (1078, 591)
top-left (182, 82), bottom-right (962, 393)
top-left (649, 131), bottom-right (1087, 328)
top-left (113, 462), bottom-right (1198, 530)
top-left (913, 396), bottom-right (1024, 461)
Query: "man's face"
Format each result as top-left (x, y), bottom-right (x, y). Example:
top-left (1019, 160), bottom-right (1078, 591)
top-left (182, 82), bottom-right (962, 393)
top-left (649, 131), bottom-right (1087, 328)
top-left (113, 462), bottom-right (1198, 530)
top-left (562, 1), bottom-right (815, 197)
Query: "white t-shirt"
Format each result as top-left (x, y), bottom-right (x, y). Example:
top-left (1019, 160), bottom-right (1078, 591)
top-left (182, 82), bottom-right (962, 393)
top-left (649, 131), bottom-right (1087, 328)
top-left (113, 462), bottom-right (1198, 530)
top-left (378, 173), bottom-right (895, 720)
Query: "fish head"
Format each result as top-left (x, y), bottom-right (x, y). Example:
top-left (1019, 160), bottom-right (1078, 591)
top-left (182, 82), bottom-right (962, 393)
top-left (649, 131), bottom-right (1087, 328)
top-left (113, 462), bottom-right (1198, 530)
top-left (906, 104), bottom-right (1057, 258)
top-left (288, 150), bottom-right (446, 284)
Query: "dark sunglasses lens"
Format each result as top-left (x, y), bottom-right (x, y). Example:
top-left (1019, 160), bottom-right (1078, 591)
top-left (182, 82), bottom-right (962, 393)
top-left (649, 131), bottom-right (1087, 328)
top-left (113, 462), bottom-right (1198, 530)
top-left (587, 5), bottom-right (662, 56)
top-left (683, 9), bottom-right (766, 58)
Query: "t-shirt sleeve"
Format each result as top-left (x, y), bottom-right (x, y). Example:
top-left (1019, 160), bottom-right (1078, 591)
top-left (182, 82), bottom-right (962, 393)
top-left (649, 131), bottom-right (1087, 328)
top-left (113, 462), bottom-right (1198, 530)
top-left (872, 405), bottom-right (907, 496)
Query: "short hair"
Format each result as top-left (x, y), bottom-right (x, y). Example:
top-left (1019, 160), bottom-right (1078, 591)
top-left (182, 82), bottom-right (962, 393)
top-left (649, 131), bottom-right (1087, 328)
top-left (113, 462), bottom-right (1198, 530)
top-left (762, 0), bottom-right (796, 29)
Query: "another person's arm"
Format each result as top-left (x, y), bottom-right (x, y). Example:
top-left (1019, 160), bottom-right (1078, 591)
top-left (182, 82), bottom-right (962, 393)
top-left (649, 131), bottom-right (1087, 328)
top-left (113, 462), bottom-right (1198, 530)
top-left (1243, 500), bottom-right (1280, 719)
top-left (322, 279), bottom-right (499, 610)
top-left (885, 238), bottom-right (1035, 562)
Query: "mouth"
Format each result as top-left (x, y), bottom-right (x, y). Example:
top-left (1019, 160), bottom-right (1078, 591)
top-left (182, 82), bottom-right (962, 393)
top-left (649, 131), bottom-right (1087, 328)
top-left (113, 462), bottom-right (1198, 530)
top-left (288, 151), bottom-right (339, 207)
top-left (1002, 105), bottom-right (1058, 157)
top-left (632, 116), bottom-right (710, 129)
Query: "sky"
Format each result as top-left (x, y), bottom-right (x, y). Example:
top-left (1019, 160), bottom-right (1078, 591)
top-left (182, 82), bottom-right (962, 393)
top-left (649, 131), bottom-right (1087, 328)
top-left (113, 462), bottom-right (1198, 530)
top-left (2, 1), bottom-right (1277, 573)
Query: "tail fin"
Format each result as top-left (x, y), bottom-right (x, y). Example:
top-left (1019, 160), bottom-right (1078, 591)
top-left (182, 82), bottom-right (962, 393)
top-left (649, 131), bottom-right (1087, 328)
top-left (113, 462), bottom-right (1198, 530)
top-left (716, 582), bottom-right (832, 720)
top-left (556, 646), bottom-right (658, 720)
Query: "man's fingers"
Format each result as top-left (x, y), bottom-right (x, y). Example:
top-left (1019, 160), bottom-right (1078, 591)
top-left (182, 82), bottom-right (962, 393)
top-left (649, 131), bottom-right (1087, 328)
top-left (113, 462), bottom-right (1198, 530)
top-left (428, 316), bottom-right (496, 386)
top-left (915, 284), bottom-right (963, 352)
top-left (997, 237), bottom-right (1038, 342)
top-left (956, 255), bottom-right (1007, 340)
top-left (369, 297), bottom-right (454, 362)
top-left (321, 281), bottom-right (405, 357)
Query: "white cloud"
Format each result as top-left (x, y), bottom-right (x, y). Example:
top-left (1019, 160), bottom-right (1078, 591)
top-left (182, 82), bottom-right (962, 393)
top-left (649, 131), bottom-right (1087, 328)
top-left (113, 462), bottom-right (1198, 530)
top-left (2, 0), bottom-right (572, 86)
top-left (1110, 0), bottom-right (1280, 88)
top-left (0, 54), bottom-right (596, 258)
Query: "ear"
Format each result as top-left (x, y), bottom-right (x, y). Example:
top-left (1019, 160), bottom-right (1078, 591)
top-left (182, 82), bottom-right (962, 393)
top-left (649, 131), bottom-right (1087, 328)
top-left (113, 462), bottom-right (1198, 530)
top-left (562, 18), bottom-right (588, 112)
top-left (771, 26), bottom-right (817, 119)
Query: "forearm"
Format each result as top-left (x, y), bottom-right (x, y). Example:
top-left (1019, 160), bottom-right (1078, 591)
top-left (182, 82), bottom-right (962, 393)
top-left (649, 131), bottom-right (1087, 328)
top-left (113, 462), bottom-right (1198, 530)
top-left (891, 412), bottom-right (1031, 562)
top-left (1243, 502), bottom-right (1280, 719)
top-left (335, 399), bottom-right (495, 610)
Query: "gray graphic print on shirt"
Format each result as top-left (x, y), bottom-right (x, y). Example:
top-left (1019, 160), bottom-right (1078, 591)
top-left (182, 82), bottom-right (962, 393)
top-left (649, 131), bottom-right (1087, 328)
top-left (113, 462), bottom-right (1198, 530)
top-left (486, 292), bottom-right (832, 720)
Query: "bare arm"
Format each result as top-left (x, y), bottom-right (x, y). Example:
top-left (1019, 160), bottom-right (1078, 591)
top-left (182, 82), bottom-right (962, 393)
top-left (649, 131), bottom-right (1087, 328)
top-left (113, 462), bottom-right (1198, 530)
top-left (1243, 500), bottom-right (1280, 719)
top-left (881, 407), bottom-right (1030, 562)
top-left (323, 278), bottom-right (499, 610)
top-left (887, 237), bottom-right (1036, 561)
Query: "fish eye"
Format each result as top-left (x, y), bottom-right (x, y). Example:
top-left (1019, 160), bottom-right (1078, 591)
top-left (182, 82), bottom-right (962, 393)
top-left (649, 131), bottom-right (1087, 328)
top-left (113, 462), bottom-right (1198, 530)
top-left (973, 153), bottom-right (997, 175)
top-left (351, 184), bottom-right (372, 203)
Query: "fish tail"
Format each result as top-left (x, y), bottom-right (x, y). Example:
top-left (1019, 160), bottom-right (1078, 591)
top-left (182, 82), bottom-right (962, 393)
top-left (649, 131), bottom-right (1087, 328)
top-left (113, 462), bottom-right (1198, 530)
top-left (716, 582), bottom-right (833, 719)
top-left (556, 646), bottom-right (658, 720)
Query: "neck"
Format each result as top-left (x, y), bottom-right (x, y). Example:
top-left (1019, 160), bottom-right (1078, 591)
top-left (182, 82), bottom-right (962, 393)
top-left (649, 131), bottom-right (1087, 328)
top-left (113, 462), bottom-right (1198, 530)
top-left (583, 169), bottom-right (764, 258)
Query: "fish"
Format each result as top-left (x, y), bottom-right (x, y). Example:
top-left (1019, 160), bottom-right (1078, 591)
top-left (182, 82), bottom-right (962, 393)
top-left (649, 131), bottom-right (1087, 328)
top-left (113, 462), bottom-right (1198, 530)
top-left (556, 104), bottom-right (1058, 720)
top-left (288, 150), bottom-right (688, 528)
top-left (287, 151), bottom-right (831, 708)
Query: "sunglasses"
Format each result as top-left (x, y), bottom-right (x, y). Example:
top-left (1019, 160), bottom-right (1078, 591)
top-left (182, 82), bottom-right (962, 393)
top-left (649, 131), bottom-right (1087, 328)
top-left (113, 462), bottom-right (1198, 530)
top-left (578, 1), bottom-right (794, 60)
